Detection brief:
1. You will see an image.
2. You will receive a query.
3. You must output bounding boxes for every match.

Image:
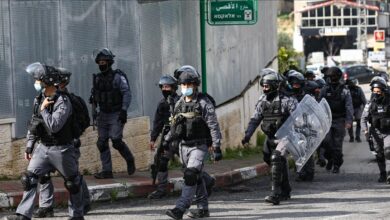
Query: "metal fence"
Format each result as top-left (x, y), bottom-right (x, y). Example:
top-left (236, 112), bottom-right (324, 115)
top-left (0, 0), bottom-right (277, 138)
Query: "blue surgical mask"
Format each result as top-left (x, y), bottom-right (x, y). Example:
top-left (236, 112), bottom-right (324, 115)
top-left (181, 87), bottom-right (193, 96)
top-left (34, 83), bottom-right (43, 92)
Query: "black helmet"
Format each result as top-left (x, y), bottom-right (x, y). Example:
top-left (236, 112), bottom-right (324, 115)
top-left (159, 74), bottom-right (178, 90)
top-left (57, 67), bottom-right (72, 85)
top-left (326, 67), bottom-right (343, 84)
top-left (346, 77), bottom-right (358, 87)
top-left (304, 80), bottom-right (320, 96)
top-left (315, 78), bottom-right (326, 88)
top-left (260, 72), bottom-right (280, 91)
top-left (370, 76), bottom-right (387, 91)
top-left (287, 71), bottom-right (305, 85)
top-left (177, 65), bottom-right (200, 86)
top-left (304, 70), bottom-right (315, 79)
top-left (260, 68), bottom-right (277, 78)
top-left (25, 62), bottom-right (61, 86)
top-left (94, 48), bottom-right (115, 64)
top-left (320, 66), bottom-right (329, 74)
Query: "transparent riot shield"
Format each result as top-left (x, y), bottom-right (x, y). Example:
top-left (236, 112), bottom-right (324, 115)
top-left (275, 95), bottom-right (332, 172)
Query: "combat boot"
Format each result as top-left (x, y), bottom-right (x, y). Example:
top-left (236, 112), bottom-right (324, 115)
top-left (265, 194), bottom-right (280, 205)
top-left (187, 209), bottom-right (210, 218)
top-left (166, 208), bottom-right (184, 220)
top-left (148, 190), bottom-right (167, 199)
top-left (349, 137), bottom-right (354, 142)
top-left (326, 160), bottom-right (333, 171)
top-left (378, 172), bottom-right (387, 182)
top-left (127, 159), bottom-right (136, 176)
top-left (355, 136), bottom-right (361, 143)
top-left (332, 166), bottom-right (340, 174)
top-left (316, 159), bottom-right (326, 167)
top-left (94, 171), bottom-right (113, 179)
top-left (33, 206), bottom-right (54, 218)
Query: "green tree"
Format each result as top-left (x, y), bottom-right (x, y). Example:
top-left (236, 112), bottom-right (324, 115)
top-left (278, 46), bottom-right (300, 74)
top-left (278, 32), bottom-right (293, 50)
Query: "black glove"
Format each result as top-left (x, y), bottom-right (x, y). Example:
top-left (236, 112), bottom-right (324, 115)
top-left (118, 110), bottom-right (127, 124)
top-left (25, 147), bottom-right (33, 154)
top-left (241, 136), bottom-right (250, 146)
top-left (214, 147), bottom-right (223, 161)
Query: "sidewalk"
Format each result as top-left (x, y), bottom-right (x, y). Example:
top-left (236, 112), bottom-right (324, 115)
top-left (0, 156), bottom-right (269, 209)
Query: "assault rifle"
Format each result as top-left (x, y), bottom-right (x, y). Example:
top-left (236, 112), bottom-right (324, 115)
top-left (367, 127), bottom-right (377, 155)
top-left (90, 74), bottom-right (97, 130)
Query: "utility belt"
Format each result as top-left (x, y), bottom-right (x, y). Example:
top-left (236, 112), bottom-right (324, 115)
top-left (99, 104), bottom-right (122, 113)
top-left (181, 138), bottom-right (211, 147)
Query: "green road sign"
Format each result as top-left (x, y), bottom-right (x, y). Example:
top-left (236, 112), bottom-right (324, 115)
top-left (206, 0), bottom-right (258, 25)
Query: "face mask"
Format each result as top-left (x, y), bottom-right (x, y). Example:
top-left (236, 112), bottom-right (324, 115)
top-left (372, 93), bottom-right (382, 100)
top-left (34, 83), bottom-right (43, 92)
top-left (99, 64), bottom-right (109, 72)
top-left (162, 90), bottom-right (172, 99)
top-left (181, 87), bottom-right (193, 97)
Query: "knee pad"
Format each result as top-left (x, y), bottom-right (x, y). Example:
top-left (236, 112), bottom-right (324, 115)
top-left (39, 173), bottom-right (51, 184)
top-left (112, 139), bottom-right (126, 150)
top-left (64, 175), bottom-right (81, 194)
top-left (158, 157), bottom-right (170, 172)
top-left (97, 139), bottom-right (109, 153)
top-left (21, 172), bottom-right (38, 191)
top-left (384, 147), bottom-right (390, 160)
top-left (183, 168), bottom-right (199, 186)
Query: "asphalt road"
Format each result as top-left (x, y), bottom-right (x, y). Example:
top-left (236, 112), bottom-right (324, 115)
top-left (2, 83), bottom-right (389, 220)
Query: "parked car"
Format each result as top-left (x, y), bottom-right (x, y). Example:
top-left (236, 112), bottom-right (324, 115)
top-left (341, 64), bottom-right (388, 84)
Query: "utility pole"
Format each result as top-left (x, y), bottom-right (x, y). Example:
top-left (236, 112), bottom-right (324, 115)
top-left (357, 0), bottom-right (368, 63)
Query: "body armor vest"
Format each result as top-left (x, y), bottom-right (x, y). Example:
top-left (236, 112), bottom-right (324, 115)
top-left (30, 93), bottom-right (73, 145)
top-left (172, 97), bottom-right (211, 144)
top-left (93, 70), bottom-right (123, 113)
top-left (350, 87), bottom-right (363, 108)
top-left (324, 85), bottom-right (346, 119)
top-left (260, 95), bottom-right (288, 137)
top-left (370, 97), bottom-right (390, 133)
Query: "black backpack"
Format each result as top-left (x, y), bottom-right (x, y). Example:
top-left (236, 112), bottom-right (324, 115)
top-left (66, 93), bottom-right (90, 138)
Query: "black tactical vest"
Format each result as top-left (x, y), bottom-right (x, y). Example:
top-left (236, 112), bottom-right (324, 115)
top-left (370, 96), bottom-right (390, 133)
top-left (93, 70), bottom-right (123, 113)
top-left (324, 85), bottom-right (346, 119)
top-left (30, 93), bottom-right (73, 145)
top-left (173, 96), bottom-right (211, 144)
top-left (349, 87), bottom-right (363, 109)
top-left (260, 95), bottom-right (288, 137)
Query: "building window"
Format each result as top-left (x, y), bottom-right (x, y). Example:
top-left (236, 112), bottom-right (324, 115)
top-left (310, 10), bottom-right (315, 17)
top-left (325, 6), bottom-right (331, 16)
top-left (325, 19), bottom-right (331, 26)
top-left (318, 19), bottom-right (324, 27)
top-left (344, 7), bottom-right (351, 16)
top-left (352, 18), bottom-right (358, 25)
top-left (302, 11), bottom-right (308, 18)
top-left (317, 8), bottom-right (323, 17)
top-left (368, 10), bottom-right (376, 15)
top-left (352, 8), bottom-right (357, 16)
top-left (302, 20), bottom-right (308, 27)
top-left (344, 18), bottom-right (351, 26)
top-left (368, 17), bottom-right (376, 25)
top-left (310, 19), bottom-right (316, 27)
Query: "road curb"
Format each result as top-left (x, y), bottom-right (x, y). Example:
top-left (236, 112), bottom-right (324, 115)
top-left (0, 163), bottom-right (269, 208)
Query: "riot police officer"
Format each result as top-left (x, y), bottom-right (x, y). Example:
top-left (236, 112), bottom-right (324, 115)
top-left (285, 71), bottom-right (316, 181)
top-left (33, 68), bottom-right (91, 218)
top-left (361, 76), bottom-right (390, 183)
top-left (242, 69), bottom-right (298, 205)
top-left (304, 70), bottom-right (316, 81)
top-left (8, 63), bottom-right (84, 220)
top-left (90, 48), bottom-right (135, 179)
top-left (148, 74), bottom-right (180, 199)
top-left (319, 67), bottom-right (353, 173)
top-left (346, 77), bottom-right (366, 142)
top-left (165, 66), bottom-right (222, 219)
